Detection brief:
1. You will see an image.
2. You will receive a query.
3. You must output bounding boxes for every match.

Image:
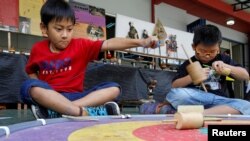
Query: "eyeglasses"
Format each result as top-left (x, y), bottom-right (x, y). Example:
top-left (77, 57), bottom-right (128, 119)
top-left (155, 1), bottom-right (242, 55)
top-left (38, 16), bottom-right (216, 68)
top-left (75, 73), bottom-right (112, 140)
top-left (195, 48), bottom-right (219, 56)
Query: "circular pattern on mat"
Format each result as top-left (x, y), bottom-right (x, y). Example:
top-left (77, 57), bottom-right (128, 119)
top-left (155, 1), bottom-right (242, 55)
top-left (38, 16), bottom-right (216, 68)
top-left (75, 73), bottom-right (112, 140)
top-left (68, 121), bottom-right (207, 141)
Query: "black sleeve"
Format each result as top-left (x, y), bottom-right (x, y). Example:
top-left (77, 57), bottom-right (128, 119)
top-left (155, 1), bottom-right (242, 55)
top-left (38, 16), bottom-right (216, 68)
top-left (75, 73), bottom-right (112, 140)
top-left (172, 60), bottom-right (190, 82)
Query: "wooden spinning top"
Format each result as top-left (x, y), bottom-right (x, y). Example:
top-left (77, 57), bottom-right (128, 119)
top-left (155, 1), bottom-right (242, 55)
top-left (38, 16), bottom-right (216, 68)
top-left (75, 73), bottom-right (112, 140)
top-left (162, 112), bottom-right (221, 130)
top-left (181, 45), bottom-right (207, 92)
top-left (186, 61), bottom-right (207, 85)
top-left (174, 112), bottom-right (204, 129)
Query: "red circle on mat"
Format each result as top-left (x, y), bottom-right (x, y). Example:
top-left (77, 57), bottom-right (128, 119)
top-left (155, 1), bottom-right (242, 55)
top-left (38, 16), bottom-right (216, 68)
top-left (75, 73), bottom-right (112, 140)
top-left (133, 124), bottom-right (207, 141)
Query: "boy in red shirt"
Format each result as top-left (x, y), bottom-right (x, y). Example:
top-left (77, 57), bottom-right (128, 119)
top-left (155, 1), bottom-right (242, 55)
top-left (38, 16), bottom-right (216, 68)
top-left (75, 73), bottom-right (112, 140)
top-left (21, 0), bottom-right (158, 118)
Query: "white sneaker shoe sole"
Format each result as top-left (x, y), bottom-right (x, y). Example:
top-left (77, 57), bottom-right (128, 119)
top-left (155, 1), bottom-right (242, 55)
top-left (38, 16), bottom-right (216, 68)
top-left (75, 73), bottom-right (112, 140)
top-left (104, 101), bottom-right (120, 115)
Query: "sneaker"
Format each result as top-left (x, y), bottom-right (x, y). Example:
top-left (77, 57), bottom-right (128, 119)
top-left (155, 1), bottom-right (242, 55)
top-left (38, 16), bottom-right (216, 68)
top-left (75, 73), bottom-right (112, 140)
top-left (139, 102), bottom-right (176, 114)
top-left (31, 105), bottom-right (61, 119)
top-left (47, 109), bottom-right (62, 118)
top-left (104, 101), bottom-right (120, 115)
top-left (31, 105), bottom-right (48, 119)
top-left (85, 102), bottom-right (120, 116)
top-left (85, 106), bottom-right (108, 116)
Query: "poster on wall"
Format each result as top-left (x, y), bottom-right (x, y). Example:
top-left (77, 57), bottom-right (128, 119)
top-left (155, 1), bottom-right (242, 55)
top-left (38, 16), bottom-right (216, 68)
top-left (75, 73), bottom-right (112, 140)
top-left (19, 0), bottom-right (45, 36)
top-left (70, 1), bottom-right (106, 40)
top-left (0, 0), bottom-right (19, 32)
top-left (115, 14), bottom-right (194, 61)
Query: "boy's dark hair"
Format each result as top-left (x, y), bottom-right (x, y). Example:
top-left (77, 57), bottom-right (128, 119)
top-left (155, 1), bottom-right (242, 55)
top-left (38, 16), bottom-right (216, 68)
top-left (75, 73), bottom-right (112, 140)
top-left (193, 24), bottom-right (222, 47)
top-left (40, 0), bottom-right (75, 27)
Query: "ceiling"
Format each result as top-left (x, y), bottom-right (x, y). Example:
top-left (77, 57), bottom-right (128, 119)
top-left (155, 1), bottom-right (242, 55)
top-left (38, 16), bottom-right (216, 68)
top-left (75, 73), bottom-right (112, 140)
top-left (154, 0), bottom-right (250, 35)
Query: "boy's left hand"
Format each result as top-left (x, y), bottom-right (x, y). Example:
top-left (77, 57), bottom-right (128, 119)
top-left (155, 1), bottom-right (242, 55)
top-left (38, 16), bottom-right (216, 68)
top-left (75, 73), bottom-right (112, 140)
top-left (212, 61), bottom-right (231, 76)
top-left (142, 36), bottom-right (159, 49)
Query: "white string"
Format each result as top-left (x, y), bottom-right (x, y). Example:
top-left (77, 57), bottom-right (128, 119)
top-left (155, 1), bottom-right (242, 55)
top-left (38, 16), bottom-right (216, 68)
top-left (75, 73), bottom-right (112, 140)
top-left (0, 126), bottom-right (10, 138)
top-left (37, 119), bottom-right (46, 126)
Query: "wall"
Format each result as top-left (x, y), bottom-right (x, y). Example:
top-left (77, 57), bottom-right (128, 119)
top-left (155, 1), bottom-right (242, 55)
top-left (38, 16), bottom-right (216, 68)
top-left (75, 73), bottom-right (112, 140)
top-left (155, 3), bottom-right (248, 44)
top-left (155, 3), bottom-right (188, 31)
top-left (75, 1), bottom-right (247, 43)
top-left (74, 0), bottom-right (151, 22)
top-left (1, 1), bottom-right (247, 56)
top-left (115, 14), bottom-right (194, 60)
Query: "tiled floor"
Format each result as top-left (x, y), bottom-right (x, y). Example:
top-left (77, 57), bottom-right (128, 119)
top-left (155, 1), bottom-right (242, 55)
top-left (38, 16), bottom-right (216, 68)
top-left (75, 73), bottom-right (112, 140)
top-left (0, 106), bottom-right (139, 126)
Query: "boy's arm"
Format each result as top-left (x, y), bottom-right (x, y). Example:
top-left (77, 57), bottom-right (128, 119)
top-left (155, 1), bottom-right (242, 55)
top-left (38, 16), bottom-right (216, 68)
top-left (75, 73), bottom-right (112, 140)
top-left (171, 60), bottom-right (193, 88)
top-left (172, 75), bottom-right (193, 88)
top-left (172, 60), bottom-right (210, 88)
top-left (101, 36), bottom-right (158, 51)
top-left (224, 64), bottom-right (249, 81)
top-left (212, 61), bottom-right (249, 81)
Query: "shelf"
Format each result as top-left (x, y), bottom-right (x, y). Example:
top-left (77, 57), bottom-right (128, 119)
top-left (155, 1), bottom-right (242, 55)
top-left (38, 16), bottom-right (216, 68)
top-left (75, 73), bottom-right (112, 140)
top-left (0, 30), bottom-right (43, 53)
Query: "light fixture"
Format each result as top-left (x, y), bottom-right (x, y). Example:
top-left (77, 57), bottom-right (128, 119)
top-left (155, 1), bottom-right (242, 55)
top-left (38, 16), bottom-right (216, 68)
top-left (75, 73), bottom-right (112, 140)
top-left (226, 18), bottom-right (235, 25)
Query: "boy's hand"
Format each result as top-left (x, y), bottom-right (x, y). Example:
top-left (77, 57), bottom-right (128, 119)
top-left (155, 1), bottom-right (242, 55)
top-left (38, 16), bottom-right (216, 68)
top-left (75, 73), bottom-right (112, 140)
top-left (212, 61), bottom-right (231, 76)
top-left (142, 36), bottom-right (159, 49)
top-left (202, 68), bottom-right (210, 80)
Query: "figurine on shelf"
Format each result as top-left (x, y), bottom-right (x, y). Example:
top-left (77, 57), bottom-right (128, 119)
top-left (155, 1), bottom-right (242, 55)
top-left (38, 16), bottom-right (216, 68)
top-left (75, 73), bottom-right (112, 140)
top-left (139, 79), bottom-right (157, 104)
top-left (8, 47), bottom-right (15, 54)
top-left (159, 58), bottom-right (168, 70)
top-left (127, 22), bottom-right (139, 39)
top-left (142, 29), bottom-right (149, 54)
top-left (142, 29), bottom-right (149, 39)
top-left (166, 34), bottom-right (178, 57)
top-left (147, 79), bottom-right (157, 102)
top-left (20, 50), bottom-right (26, 55)
top-left (152, 19), bottom-right (167, 46)
top-left (110, 57), bottom-right (118, 65)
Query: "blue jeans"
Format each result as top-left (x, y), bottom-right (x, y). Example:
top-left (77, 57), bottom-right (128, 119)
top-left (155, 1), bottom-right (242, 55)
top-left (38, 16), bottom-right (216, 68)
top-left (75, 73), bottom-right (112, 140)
top-left (20, 79), bottom-right (121, 105)
top-left (166, 88), bottom-right (250, 115)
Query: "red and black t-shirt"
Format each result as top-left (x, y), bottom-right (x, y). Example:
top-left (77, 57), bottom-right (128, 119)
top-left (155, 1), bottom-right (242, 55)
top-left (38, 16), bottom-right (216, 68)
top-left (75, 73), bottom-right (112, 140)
top-left (26, 38), bottom-right (103, 93)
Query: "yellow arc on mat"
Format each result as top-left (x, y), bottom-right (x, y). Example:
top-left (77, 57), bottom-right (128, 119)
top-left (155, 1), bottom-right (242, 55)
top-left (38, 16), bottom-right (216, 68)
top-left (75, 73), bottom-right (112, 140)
top-left (68, 121), bottom-right (161, 141)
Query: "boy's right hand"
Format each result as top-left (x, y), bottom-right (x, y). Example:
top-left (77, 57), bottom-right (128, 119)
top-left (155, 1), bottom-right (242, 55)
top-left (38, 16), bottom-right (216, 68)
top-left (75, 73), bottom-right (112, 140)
top-left (202, 68), bottom-right (210, 80)
top-left (142, 36), bottom-right (159, 49)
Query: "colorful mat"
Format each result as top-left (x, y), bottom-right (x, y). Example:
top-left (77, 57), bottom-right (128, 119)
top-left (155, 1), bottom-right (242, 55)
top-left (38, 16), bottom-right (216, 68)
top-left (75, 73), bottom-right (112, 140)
top-left (0, 115), bottom-right (211, 141)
